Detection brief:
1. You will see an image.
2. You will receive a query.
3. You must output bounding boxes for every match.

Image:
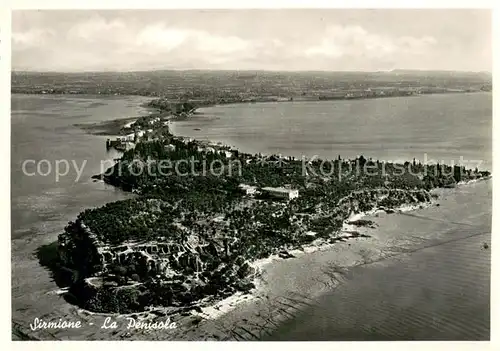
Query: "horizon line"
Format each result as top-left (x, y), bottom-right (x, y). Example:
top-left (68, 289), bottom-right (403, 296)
top-left (11, 68), bottom-right (493, 75)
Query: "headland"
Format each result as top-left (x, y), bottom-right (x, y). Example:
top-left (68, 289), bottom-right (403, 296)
top-left (48, 102), bottom-right (491, 331)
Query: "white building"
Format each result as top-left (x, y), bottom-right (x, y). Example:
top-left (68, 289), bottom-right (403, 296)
top-left (218, 150), bottom-right (233, 158)
top-left (261, 187), bottom-right (299, 200)
top-left (197, 146), bottom-right (216, 154)
top-left (149, 117), bottom-right (161, 125)
top-left (125, 133), bottom-right (135, 141)
top-left (239, 184), bottom-right (258, 195)
top-left (164, 144), bottom-right (176, 152)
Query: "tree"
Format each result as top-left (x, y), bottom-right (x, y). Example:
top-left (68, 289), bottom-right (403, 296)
top-left (358, 155), bottom-right (366, 168)
top-left (113, 265), bottom-right (128, 277)
top-left (453, 165), bottom-right (463, 183)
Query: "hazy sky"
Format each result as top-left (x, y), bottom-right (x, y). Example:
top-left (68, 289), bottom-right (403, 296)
top-left (12, 9), bottom-right (492, 72)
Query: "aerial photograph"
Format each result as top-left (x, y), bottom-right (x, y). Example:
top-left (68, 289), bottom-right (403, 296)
top-left (10, 9), bottom-right (492, 341)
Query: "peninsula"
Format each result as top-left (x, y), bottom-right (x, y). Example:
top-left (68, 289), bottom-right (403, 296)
top-left (56, 107), bottom-right (491, 315)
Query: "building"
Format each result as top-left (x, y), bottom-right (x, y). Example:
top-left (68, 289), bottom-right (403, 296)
top-left (261, 187), bottom-right (299, 200)
top-left (164, 144), bottom-right (176, 152)
top-left (149, 117), bottom-right (161, 125)
top-left (106, 138), bottom-right (128, 150)
top-left (239, 184), bottom-right (257, 195)
top-left (125, 133), bottom-right (135, 141)
top-left (197, 146), bottom-right (216, 154)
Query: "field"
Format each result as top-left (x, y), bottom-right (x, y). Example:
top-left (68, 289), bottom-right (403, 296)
top-left (11, 70), bottom-right (492, 100)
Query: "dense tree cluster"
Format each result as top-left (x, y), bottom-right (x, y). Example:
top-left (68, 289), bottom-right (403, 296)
top-left (147, 99), bottom-right (198, 115)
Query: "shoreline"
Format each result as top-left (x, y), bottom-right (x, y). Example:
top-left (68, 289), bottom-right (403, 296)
top-left (169, 178), bottom-right (491, 341)
top-left (15, 90), bottom-right (492, 141)
top-left (18, 174), bottom-right (491, 341)
top-left (66, 104), bottom-right (491, 322)
top-left (191, 200), bottom-right (434, 321)
top-left (12, 93), bottom-right (492, 337)
top-left (57, 186), bottom-right (438, 322)
top-left (14, 176), bottom-right (491, 341)
top-left (185, 176), bottom-right (491, 323)
top-left (12, 89), bottom-right (490, 102)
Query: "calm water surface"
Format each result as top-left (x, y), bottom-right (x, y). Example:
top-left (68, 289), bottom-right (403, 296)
top-left (171, 93), bottom-right (492, 170)
top-left (11, 94), bottom-right (152, 338)
top-left (265, 180), bottom-right (491, 341)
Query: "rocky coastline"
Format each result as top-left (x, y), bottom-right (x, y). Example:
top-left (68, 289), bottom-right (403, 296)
top-left (57, 186), bottom-right (434, 315)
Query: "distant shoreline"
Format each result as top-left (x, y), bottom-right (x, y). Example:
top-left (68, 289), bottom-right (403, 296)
top-left (11, 88), bottom-right (490, 106)
top-left (70, 90), bottom-right (491, 139)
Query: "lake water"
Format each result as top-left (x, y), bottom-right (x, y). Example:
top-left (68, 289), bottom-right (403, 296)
top-left (11, 93), bottom-right (491, 340)
top-left (11, 94), bottom-right (152, 339)
top-left (264, 179), bottom-right (491, 341)
top-left (171, 93), bottom-right (492, 170)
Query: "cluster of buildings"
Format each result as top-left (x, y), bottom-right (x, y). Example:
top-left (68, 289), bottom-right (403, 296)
top-left (194, 142), bottom-right (235, 159)
top-left (106, 116), bottom-right (171, 151)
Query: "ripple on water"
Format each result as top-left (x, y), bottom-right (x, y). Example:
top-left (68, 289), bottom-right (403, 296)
top-left (265, 232), bottom-right (490, 341)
